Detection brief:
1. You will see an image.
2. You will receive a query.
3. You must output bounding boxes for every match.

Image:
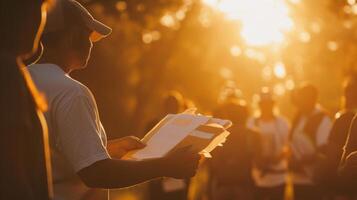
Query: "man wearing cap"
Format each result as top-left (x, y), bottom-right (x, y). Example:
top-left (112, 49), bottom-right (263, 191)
top-left (28, 0), bottom-right (200, 199)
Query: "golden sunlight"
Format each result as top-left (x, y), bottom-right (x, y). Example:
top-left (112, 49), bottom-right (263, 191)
top-left (203, 0), bottom-right (294, 46)
top-left (273, 62), bottom-right (287, 78)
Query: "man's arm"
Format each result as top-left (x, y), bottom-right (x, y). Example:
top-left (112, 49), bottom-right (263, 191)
top-left (341, 115), bottom-right (357, 165)
top-left (77, 148), bottom-right (200, 189)
top-left (340, 152), bottom-right (357, 175)
top-left (339, 115), bottom-right (357, 183)
top-left (56, 92), bottom-right (199, 189)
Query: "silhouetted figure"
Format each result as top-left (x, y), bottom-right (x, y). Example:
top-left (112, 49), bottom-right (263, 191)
top-left (0, 0), bottom-right (52, 199)
top-left (316, 77), bottom-right (357, 199)
top-left (289, 83), bottom-right (332, 200)
top-left (209, 100), bottom-right (260, 200)
top-left (339, 77), bottom-right (357, 196)
top-left (28, 1), bottom-right (199, 199)
top-left (247, 88), bottom-right (289, 200)
top-left (339, 115), bottom-right (357, 191)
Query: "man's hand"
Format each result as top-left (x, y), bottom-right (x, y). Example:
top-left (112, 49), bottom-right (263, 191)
top-left (343, 151), bottom-right (357, 172)
top-left (339, 151), bottom-right (357, 183)
top-left (107, 136), bottom-right (146, 159)
top-left (159, 146), bottom-right (200, 179)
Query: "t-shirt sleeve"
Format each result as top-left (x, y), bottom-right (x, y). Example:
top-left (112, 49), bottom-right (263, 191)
top-left (55, 94), bottom-right (110, 172)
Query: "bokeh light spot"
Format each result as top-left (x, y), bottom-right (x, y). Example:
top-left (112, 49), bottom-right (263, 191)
top-left (327, 41), bottom-right (338, 51)
top-left (273, 62), bottom-right (286, 79)
top-left (230, 46), bottom-right (242, 57)
top-left (115, 1), bottom-right (127, 12)
top-left (203, 0), bottom-right (294, 46)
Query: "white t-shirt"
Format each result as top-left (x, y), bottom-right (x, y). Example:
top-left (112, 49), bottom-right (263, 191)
top-left (28, 63), bottom-right (110, 200)
top-left (247, 116), bottom-right (289, 187)
top-left (290, 106), bottom-right (332, 185)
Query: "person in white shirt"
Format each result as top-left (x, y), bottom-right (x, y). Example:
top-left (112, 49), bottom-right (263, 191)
top-left (28, 1), bottom-right (200, 199)
top-left (247, 88), bottom-right (289, 200)
top-left (289, 83), bottom-right (332, 200)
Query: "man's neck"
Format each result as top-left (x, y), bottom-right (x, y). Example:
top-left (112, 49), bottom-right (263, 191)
top-left (39, 54), bottom-right (71, 74)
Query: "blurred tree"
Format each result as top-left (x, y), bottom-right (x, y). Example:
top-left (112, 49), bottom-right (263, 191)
top-left (72, 0), bottom-right (357, 139)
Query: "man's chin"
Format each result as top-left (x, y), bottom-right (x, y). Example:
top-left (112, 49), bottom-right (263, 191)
top-left (70, 64), bottom-right (87, 73)
top-left (78, 61), bottom-right (89, 70)
top-left (81, 64), bottom-right (88, 69)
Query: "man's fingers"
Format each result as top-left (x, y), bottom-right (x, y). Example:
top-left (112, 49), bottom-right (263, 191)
top-left (115, 136), bottom-right (146, 150)
top-left (107, 136), bottom-right (146, 158)
top-left (346, 151), bottom-right (357, 166)
top-left (126, 136), bottom-right (146, 149)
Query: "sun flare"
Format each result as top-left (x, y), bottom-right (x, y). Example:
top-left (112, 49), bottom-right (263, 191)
top-left (203, 0), bottom-right (294, 46)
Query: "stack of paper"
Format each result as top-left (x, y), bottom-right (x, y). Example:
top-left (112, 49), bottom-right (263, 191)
top-left (124, 111), bottom-right (232, 160)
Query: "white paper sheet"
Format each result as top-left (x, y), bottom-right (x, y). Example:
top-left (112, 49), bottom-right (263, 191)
top-left (131, 113), bottom-right (211, 160)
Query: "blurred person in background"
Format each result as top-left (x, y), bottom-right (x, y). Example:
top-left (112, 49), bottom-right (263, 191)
top-left (339, 75), bottom-right (357, 197)
top-left (209, 99), bottom-right (261, 200)
top-left (146, 91), bottom-right (190, 200)
top-left (289, 83), bottom-right (332, 200)
top-left (145, 91), bottom-right (185, 133)
top-left (316, 76), bottom-right (357, 199)
top-left (0, 0), bottom-right (53, 199)
top-left (247, 88), bottom-right (289, 200)
top-left (339, 114), bottom-right (357, 194)
top-left (28, 1), bottom-right (199, 199)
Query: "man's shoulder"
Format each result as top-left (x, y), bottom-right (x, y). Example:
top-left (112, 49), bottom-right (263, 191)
top-left (335, 110), bottom-right (356, 121)
top-left (28, 64), bottom-right (92, 98)
top-left (63, 77), bottom-right (92, 97)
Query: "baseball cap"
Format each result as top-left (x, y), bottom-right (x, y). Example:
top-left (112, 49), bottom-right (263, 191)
top-left (45, 0), bottom-right (112, 42)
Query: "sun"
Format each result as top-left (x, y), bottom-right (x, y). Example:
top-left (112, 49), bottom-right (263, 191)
top-left (203, 0), bottom-right (294, 46)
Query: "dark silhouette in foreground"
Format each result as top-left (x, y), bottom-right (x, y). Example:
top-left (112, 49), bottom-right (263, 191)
top-left (0, 0), bottom-right (53, 199)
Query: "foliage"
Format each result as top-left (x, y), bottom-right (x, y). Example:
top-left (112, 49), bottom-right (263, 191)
top-left (74, 0), bottom-right (357, 138)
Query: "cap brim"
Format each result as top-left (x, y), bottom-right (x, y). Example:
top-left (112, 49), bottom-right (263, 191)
top-left (87, 19), bottom-right (112, 42)
top-left (68, 0), bottom-right (112, 42)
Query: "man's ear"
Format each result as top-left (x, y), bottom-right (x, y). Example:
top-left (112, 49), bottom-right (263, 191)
top-left (66, 31), bottom-right (75, 49)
